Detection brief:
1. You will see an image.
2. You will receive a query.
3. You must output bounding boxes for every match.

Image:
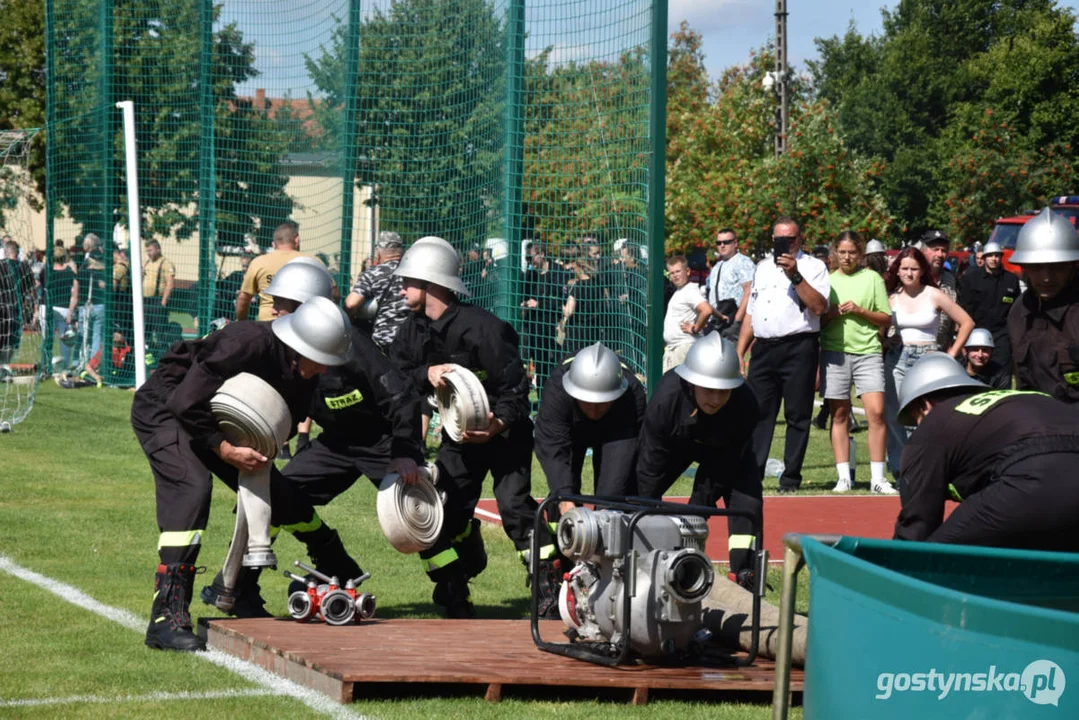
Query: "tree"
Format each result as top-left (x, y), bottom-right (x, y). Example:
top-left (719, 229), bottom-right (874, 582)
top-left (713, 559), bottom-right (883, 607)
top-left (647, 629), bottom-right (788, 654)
top-left (937, 108), bottom-right (1072, 243)
top-left (305, 0), bottom-right (507, 247)
top-left (664, 45), bottom-right (893, 254)
top-left (811, 0), bottom-right (1079, 236)
top-left (46, 0), bottom-right (292, 245)
top-left (521, 48), bottom-right (650, 248)
top-left (0, 0), bottom-right (47, 208)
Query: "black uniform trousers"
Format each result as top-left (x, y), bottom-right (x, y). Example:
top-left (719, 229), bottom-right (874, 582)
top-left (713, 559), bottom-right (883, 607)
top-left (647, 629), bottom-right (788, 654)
top-left (988, 328), bottom-right (1013, 390)
top-left (748, 333), bottom-right (819, 489)
top-left (419, 418), bottom-right (550, 579)
top-left (568, 436), bottom-right (638, 498)
top-left (638, 448), bottom-right (762, 575)
top-left (132, 394), bottom-right (297, 565)
top-left (928, 452), bottom-right (1079, 551)
top-left (278, 436), bottom-right (391, 513)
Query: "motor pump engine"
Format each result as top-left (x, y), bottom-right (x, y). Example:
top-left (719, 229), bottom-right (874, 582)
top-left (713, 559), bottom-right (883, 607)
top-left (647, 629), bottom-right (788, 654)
top-left (555, 506), bottom-right (715, 660)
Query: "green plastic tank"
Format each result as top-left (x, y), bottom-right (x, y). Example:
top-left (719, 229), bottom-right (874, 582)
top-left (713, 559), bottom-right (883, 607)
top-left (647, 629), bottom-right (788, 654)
top-left (800, 536), bottom-right (1079, 718)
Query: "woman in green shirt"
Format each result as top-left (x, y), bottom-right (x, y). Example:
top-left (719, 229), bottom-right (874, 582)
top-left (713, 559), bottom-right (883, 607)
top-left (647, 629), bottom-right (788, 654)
top-left (819, 231), bottom-right (896, 494)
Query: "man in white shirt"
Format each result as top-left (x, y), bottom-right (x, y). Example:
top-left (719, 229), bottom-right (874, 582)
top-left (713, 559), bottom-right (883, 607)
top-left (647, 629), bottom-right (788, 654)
top-left (704, 227), bottom-right (756, 340)
top-left (737, 217), bottom-right (830, 493)
top-left (662, 255), bottom-right (712, 372)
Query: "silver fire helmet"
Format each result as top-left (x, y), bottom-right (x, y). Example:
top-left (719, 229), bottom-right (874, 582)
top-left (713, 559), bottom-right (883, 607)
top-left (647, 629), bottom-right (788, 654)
top-left (412, 235), bottom-right (456, 253)
top-left (897, 351), bottom-right (987, 425)
top-left (674, 333), bottom-right (743, 390)
top-left (265, 257), bottom-right (334, 304)
top-left (981, 241), bottom-right (1003, 256)
top-left (561, 343), bottom-right (629, 403)
top-left (272, 295), bottom-right (351, 366)
top-left (394, 240), bottom-right (471, 296)
top-left (1009, 208), bottom-right (1079, 265)
top-left (964, 328), bottom-right (995, 349)
top-left (865, 239), bottom-right (885, 255)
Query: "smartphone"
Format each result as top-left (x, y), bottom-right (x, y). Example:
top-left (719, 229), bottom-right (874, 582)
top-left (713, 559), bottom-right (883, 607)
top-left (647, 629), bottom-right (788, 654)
top-left (772, 236), bottom-right (792, 260)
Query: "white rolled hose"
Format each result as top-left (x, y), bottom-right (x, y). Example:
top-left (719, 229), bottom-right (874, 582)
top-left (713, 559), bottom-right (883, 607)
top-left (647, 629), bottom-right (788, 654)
top-left (209, 373), bottom-right (293, 601)
top-left (377, 465), bottom-right (444, 554)
top-left (434, 365), bottom-right (491, 442)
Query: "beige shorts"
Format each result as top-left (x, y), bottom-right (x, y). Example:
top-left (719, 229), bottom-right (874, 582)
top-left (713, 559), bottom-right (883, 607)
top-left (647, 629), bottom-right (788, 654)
top-left (662, 342), bottom-right (692, 373)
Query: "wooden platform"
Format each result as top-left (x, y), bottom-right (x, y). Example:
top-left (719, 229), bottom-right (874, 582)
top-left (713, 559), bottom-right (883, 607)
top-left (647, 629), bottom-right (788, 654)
top-left (202, 618), bottom-right (803, 705)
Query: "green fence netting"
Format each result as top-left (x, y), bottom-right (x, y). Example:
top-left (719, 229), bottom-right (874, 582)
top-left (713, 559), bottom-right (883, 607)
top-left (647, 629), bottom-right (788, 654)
top-left (0, 129), bottom-right (43, 428)
top-left (45, 0), bottom-right (664, 392)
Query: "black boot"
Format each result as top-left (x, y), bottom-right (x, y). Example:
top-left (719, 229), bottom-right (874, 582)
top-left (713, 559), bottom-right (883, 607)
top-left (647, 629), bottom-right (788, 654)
top-left (146, 563), bottom-right (205, 652)
top-left (533, 558), bottom-right (564, 620)
top-left (432, 572), bottom-right (476, 619)
top-left (304, 528), bottom-right (363, 583)
top-left (453, 518), bottom-right (487, 580)
top-left (200, 567), bottom-right (271, 618)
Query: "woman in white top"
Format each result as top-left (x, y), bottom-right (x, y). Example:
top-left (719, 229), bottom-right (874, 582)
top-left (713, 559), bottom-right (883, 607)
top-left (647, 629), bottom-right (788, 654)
top-left (885, 246), bottom-right (974, 397)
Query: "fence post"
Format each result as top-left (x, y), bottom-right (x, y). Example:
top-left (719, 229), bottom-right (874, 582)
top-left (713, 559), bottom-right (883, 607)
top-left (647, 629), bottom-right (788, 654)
top-left (99, 0), bottom-right (116, 371)
top-left (500, 0), bottom-right (526, 327)
top-left (337, 0), bottom-right (362, 298)
top-left (197, 0), bottom-right (217, 333)
top-left (43, 0), bottom-right (56, 373)
top-left (646, 0), bottom-right (668, 395)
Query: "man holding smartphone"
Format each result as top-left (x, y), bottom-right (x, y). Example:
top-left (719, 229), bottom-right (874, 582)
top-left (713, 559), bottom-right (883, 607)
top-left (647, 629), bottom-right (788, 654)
top-left (736, 216), bottom-right (830, 493)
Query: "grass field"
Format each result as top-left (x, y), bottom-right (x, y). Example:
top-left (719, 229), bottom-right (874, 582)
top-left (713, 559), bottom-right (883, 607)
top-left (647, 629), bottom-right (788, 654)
top-left (0, 382), bottom-right (830, 718)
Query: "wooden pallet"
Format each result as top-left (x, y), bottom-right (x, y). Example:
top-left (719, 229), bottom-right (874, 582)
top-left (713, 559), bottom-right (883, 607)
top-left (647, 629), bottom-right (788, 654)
top-left (201, 617), bottom-right (804, 705)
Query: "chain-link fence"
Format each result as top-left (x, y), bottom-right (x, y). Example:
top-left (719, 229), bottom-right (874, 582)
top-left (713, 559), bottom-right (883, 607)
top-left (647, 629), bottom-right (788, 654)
top-left (46, 0), bottom-right (665, 390)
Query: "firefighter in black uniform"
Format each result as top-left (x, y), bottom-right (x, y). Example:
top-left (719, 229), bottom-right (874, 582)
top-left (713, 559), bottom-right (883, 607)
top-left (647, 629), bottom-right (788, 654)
top-left (390, 237), bottom-right (554, 618)
top-left (533, 342), bottom-right (646, 615)
top-left (895, 351), bottom-right (1079, 549)
top-left (132, 296), bottom-right (352, 651)
top-left (199, 258), bottom-right (425, 616)
top-left (1007, 207), bottom-right (1079, 403)
top-left (961, 328), bottom-right (1010, 390)
top-left (958, 240), bottom-right (1020, 388)
top-left (636, 333), bottom-right (763, 586)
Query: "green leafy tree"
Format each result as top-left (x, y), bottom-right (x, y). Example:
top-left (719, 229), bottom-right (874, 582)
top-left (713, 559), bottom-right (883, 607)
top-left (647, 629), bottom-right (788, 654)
top-left (811, 0), bottom-right (1079, 235)
top-left (305, 0), bottom-right (507, 246)
top-left (665, 45), bottom-right (893, 254)
top-left (47, 0), bottom-right (291, 244)
top-left (0, 0), bottom-right (47, 209)
top-left (521, 48), bottom-right (650, 249)
top-left (938, 108), bottom-right (1073, 243)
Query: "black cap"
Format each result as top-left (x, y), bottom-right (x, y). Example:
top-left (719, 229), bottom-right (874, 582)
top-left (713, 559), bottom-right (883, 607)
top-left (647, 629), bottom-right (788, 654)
top-left (812, 245), bottom-right (830, 259)
top-left (921, 229), bottom-right (950, 247)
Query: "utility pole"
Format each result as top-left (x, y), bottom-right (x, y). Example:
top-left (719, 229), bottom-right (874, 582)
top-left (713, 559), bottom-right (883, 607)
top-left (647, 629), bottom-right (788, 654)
top-left (774, 0), bottom-right (789, 157)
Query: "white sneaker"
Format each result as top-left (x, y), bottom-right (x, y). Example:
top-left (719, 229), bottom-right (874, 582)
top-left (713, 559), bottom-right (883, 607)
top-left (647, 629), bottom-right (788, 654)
top-left (872, 480), bottom-right (899, 495)
top-left (831, 478), bottom-right (852, 493)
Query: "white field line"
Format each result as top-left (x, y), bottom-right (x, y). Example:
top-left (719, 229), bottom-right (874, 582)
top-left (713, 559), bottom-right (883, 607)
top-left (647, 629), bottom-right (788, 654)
top-left (0, 688), bottom-right (281, 708)
top-left (472, 506), bottom-right (502, 523)
top-left (0, 555), bottom-right (369, 720)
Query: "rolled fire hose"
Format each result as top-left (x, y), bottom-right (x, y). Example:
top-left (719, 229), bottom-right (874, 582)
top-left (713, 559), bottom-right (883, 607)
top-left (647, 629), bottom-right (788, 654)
top-left (377, 464), bottom-right (444, 554)
top-left (433, 365), bottom-right (491, 442)
top-left (210, 373), bottom-right (292, 602)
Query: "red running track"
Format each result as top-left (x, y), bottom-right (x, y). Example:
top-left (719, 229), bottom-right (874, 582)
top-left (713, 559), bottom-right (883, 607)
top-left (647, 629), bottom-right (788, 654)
top-left (474, 496), bottom-right (958, 563)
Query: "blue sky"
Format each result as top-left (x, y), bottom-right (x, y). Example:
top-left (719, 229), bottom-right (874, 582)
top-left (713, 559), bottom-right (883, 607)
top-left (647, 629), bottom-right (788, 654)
top-left (679, 0), bottom-right (1079, 82)
top-left (229, 1), bottom-right (1079, 96)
